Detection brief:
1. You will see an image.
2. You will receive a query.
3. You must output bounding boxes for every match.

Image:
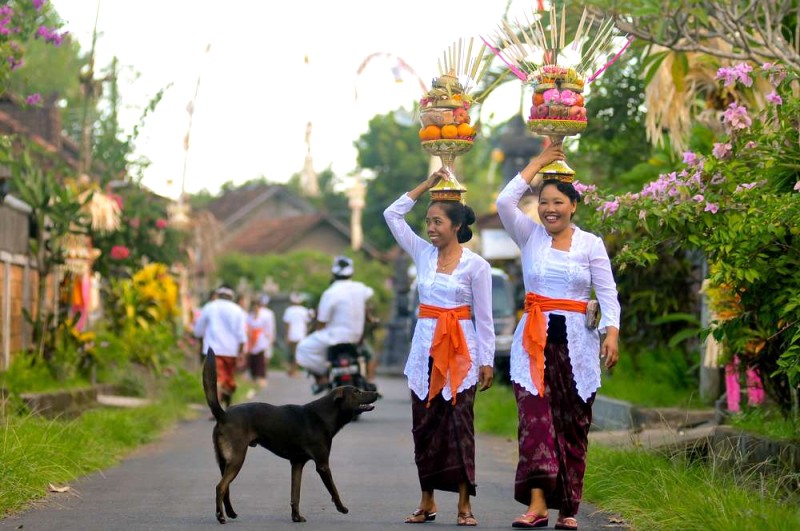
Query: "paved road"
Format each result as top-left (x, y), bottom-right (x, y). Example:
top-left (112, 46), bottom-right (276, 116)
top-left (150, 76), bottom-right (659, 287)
top-left (1, 373), bottom-right (625, 530)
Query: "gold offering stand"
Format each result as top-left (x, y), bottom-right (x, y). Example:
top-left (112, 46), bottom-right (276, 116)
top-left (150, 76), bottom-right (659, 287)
top-left (421, 139), bottom-right (472, 201)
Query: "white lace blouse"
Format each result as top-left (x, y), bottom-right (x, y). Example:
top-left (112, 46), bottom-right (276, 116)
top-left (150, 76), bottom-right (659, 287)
top-left (384, 194), bottom-right (495, 401)
top-left (496, 175), bottom-right (621, 401)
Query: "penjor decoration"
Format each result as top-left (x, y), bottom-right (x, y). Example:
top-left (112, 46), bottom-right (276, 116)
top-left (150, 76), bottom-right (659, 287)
top-left (483, 2), bottom-right (632, 182)
top-left (419, 38), bottom-right (493, 201)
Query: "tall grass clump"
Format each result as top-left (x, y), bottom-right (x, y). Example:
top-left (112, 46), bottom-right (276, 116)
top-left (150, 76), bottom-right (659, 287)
top-left (584, 445), bottom-right (800, 531)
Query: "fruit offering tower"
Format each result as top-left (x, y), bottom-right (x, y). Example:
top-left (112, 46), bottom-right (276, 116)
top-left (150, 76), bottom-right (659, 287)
top-left (483, 2), bottom-right (631, 182)
top-left (419, 38), bottom-right (492, 201)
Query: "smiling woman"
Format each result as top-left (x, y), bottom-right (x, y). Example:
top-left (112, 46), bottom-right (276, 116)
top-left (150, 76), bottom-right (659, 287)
top-left (495, 143), bottom-right (621, 530)
top-left (383, 167), bottom-right (495, 525)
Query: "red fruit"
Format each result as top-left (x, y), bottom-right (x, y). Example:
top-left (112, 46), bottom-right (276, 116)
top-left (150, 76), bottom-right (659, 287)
top-left (454, 107), bottom-right (470, 124)
top-left (568, 106), bottom-right (587, 120)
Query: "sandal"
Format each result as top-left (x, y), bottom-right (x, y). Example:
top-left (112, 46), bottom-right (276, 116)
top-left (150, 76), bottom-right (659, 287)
top-left (404, 508), bottom-right (437, 524)
top-left (512, 512), bottom-right (549, 528)
top-left (457, 512), bottom-right (478, 526)
top-left (555, 516), bottom-right (578, 530)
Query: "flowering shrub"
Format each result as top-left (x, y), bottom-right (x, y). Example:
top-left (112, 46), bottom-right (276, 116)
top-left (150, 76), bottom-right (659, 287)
top-left (578, 63), bottom-right (800, 411)
top-left (0, 0), bottom-right (68, 99)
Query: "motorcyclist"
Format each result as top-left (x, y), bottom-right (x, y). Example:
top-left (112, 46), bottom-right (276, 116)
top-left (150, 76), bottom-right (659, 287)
top-left (296, 256), bottom-right (374, 393)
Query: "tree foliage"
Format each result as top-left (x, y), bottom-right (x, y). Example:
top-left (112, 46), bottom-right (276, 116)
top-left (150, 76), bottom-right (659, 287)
top-left (356, 110), bottom-right (430, 251)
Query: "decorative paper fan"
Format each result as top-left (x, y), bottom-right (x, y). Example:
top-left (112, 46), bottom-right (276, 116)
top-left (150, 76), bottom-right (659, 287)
top-left (482, 2), bottom-right (632, 86)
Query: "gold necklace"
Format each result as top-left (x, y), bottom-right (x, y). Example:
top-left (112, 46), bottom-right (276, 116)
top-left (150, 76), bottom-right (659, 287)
top-left (437, 251), bottom-right (461, 271)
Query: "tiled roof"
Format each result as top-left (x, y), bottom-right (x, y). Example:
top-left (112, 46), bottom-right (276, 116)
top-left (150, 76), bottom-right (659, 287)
top-left (224, 214), bottom-right (329, 254)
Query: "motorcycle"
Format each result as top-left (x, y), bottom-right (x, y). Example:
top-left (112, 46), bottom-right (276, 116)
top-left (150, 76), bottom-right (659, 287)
top-left (312, 343), bottom-right (377, 397)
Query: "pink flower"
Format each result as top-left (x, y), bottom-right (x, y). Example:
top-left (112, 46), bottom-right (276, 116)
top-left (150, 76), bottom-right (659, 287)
top-left (682, 152), bottom-right (699, 166)
top-left (572, 181), bottom-right (596, 195)
top-left (745, 141), bottom-right (757, 149)
top-left (722, 103), bottom-right (752, 130)
top-left (735, 182), bottom-right (760, 193)
top-left (704, 202), bottom-right (719, 214)
top-left (155, 218), bottom-right (168, 230)
top-left (693, 194), bottom-right (705, 202)
top-left (599, 200), bottom-right (619, 217)
top-left (33, 0), bottom-right (45, 10)
top-left (766, 90), bottom-right (782, 105)
top-left (25, 93), bottom-right (42, 105)
top-left (712, 142), bottom-right (732, 159)
top-left (715, 63), bottom-right (753, 87)
top-left (110, 245), bottom-right (130, 260)
top-left (710, 173), bottom-right (726, 185)
top-left (109, 193), bottom-right (123, 209)
top-left (794, 181), bottom-right (800, 192)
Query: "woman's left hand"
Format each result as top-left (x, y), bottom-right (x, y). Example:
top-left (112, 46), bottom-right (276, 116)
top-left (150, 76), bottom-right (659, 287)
top-left (478, 365), bottom-right (494, 391)
top-left (601, 333), bottom-right (619, 370)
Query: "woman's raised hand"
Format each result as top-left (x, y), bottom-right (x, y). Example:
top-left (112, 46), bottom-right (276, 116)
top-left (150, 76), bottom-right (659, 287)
top-left (408, 168), bottom-right (450, 201)
top-left (532, 143), bottom-right (566, 168)
top-left (520, 143), bottom-right (567, 184)
top-left (425, 168), bottom-right (449, 189)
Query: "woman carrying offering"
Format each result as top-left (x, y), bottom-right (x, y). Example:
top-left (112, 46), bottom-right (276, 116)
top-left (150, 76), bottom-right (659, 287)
top-left (383, 168), bottom-right (495, 527)
top-left (495, 144), bottom-right (620, 530)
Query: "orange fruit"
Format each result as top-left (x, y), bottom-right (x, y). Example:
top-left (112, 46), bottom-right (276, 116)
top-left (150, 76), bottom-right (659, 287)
top-left (422, 125), bottom-right (441, 140)
top-left (441, 124), bottom-right (458, 139)
top-left (457, 123), bottom-right (474, 138)
top-left (533, 93), bottom-right (544, 105)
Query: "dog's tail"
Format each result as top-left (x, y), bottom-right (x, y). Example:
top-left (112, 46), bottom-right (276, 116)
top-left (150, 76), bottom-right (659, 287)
top-left (202, 348), bottom-right (226, 422)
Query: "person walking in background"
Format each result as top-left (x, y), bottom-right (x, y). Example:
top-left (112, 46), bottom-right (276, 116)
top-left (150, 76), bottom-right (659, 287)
top-left (496, 144), bottom-right (620, 530)
top-left (246, 294), bottom-right (276, 388)
top-left (296, 256), bottom-right (374, 392)
top-left (193, 285), bottom-right (248, 410)
top-left (383, 168), bottom-right (495, 527)
top-left (282, 292), bottom-right (311, 377)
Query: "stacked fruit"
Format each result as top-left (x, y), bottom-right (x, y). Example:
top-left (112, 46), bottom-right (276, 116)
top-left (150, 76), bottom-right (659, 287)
top-left (527, 65), bottom-right (588, 135)
top-left (418, 71), bottom-right (477, 143)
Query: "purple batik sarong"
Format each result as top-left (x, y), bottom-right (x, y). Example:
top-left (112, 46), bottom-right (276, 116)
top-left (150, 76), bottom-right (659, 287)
top-left (411, 385), bottom-right (477, 495)
top-left (513, 314), bottom-right (594, 517)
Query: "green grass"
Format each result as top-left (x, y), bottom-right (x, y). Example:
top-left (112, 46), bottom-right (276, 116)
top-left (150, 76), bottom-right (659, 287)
top-left (726, 406), bottom-right (800, 441)
top-left (597, 347), bottom-right (706, 408)
top-left (0, 368), bottom-right (205, 516)
top-left (584, 445), bottom-right (800, 531)
top-left (475, 382), bottom-right (518, 439)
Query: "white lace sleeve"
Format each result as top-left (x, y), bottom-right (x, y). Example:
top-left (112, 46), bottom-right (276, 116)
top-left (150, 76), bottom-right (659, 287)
top-left (589, 235), bottom-right (621, 331)
top-left (471, 259), bottom-right (495, 367)
top-left (383, 194), bottom-right (428, 264)
top-left (496, 174), bottom-right (536, 248)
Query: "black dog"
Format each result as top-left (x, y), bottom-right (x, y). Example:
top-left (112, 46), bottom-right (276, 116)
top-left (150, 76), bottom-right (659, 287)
top-left (203, 349), bottom-right (379, 524)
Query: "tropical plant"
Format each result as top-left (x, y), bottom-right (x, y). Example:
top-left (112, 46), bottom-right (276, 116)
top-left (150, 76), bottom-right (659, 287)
top-left (101, 263), bottom-right (180, 372)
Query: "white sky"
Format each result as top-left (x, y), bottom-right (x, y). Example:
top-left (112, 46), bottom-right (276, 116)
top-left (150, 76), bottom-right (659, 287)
top-left (52, 0), bottom-right (529, 199)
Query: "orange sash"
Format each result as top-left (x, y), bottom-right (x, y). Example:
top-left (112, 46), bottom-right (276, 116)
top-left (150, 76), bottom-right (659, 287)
top-left (523, 293), bottom-right (588, 396)
top-left (418, 303), bottom-right (472, 406)
top-left (247, 326), bottom-right (263, 352)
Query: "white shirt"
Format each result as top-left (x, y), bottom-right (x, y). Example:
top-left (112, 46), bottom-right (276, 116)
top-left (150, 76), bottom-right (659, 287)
top-left (317, 279), bottom-right (374, 344)
top-left (247, 307), bottom-right (276, 354)
top-left (193, 299), bottom-right (248, 357)
top-left (283, 304), bottom-right (311, 342)
top-left (497, 175), bottom-right (621, 401)
top-left (384, 193), bottom-right (495, 401)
